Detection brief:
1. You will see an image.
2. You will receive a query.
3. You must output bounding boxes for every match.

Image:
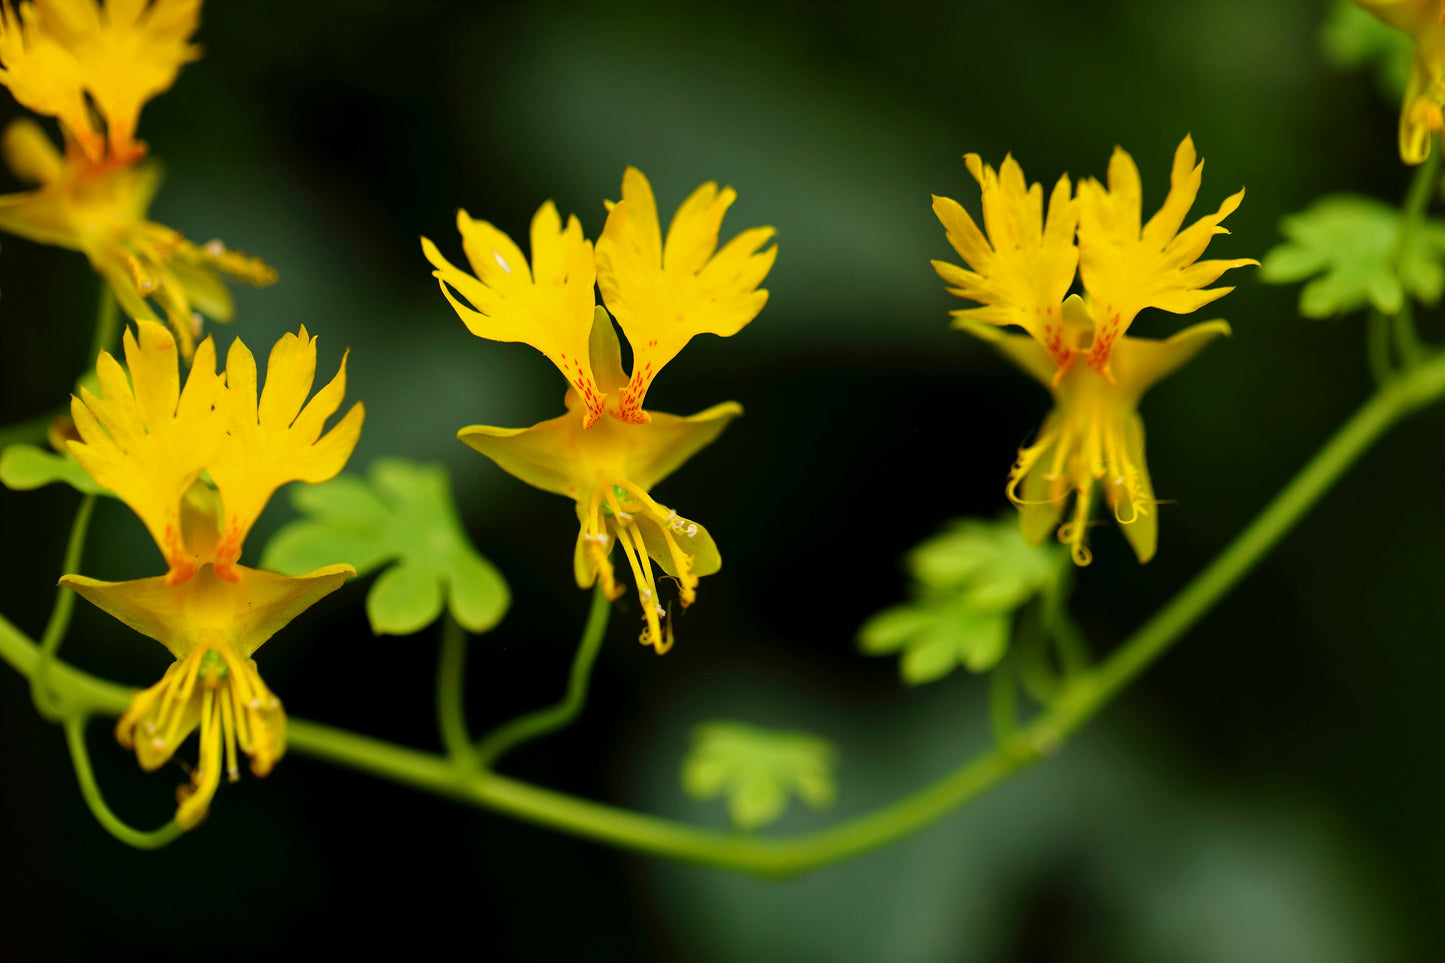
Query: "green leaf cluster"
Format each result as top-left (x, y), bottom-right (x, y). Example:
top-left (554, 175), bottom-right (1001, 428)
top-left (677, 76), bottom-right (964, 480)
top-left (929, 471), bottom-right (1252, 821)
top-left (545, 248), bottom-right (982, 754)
top-left (681, 721), bottom-right (837, 831)
top-left (1321, 0), bottom-right (1413, 99)
top-left (262, 459), bottom-right (509, 636)
top-left (1260, 195), bottom-right (1445, 318)
top-left (0, 443), bottom-right (106, 495)
top-left (859, 517), bottom-right (1060, 684)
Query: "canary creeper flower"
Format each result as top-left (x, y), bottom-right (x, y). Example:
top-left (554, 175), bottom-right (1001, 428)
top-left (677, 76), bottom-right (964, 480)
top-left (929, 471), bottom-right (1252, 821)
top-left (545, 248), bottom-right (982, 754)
top-left (1075, 136), bottom-right (1255, 375)
top-left (0, 0), bottom-right (201, 164)
top-left (962, 297), bottom-right (1229, 565)
top-left (595, 167), bottom-right (776, 423)
top-left (1351, 0), bottom-right (1445, 162)
top-left (426, 168), bottom-right (770, 652)
top-left (931, 154), bottom-right (1082, 368)
top-left (459, 310), bottom-right (737, 654)
top-left (938, 137), bottom-right (1254, 564)
top-left (60, 320), bottom-right (362, 828)
top-left (0, 118), bottom-right (276, 360)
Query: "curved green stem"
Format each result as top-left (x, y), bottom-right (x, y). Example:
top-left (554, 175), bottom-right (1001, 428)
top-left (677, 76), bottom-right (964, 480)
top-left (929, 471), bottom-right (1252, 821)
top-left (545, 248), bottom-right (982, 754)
top-left (435, 615), bottom-right (473, 765)
top-left (475, 585), bottom-right (611, 767)
top-left (4, 358), bottom-right (1444, 873)
top-left (87, 286), bottom-right (120, 365)
top-left (31, 494), bottom-right (96, 719)
top-left (1392, 148), bottom-right (1441, 365)
top-left (64, 715), bottom-right (183, 850)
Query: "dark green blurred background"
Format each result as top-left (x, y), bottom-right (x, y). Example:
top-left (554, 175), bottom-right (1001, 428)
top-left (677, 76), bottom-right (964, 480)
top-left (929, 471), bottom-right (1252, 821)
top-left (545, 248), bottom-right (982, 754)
top-left (1, 0), bottom-right (1440, 959)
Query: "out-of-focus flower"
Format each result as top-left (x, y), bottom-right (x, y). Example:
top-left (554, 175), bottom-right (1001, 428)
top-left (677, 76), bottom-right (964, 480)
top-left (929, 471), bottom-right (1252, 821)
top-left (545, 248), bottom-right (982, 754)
top-left (1352, 0), bottom-right (1445, 162)
top-left (0, 0), bottom-right (202, 164)
top-left (0, 119), bottom-right (276, 360)
top-left (935, 138), bottom-right (1253, 564)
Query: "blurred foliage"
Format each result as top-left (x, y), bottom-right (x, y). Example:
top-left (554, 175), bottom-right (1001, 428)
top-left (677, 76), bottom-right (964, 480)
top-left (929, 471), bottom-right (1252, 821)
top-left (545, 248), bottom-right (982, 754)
top-left (859, 517), bottom-right (1063, 683)
top-left (0, 443), bottom-right (105, 495)
top-left (1321, 0), bottom-right (1413, 98)
top-left (681, 721), bottom-right (837, 831)
top-left (263, 459), bottom-right (509, 635)
top-left (1261, 195), bottom-right (1445, 316)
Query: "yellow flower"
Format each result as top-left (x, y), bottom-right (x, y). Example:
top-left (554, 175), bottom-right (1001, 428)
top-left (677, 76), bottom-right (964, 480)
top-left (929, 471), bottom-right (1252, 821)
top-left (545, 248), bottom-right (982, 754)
top-left (61, 320), bottom-right (363, 827)
top-left (424, 168), bottom-right (772, 652)
top-left (931, 153), bottom-right (1082, 368)
top-left (460, 310), bottom-right (738, 654)
top-left (0, 119), bottom-right (277, 360)
top-left (0, 0), bottom-right (202, 164)
top-left (595, 167), bottom-right (776, 423)
top-left (1353, 0), bottom-right (1445, 162)
top-left (962, 297), bottom-right (1229, 565)
top-left (937, 137), bottom-right (1255, 564)
top-left (1075, 136), bottom-right (1255, 375)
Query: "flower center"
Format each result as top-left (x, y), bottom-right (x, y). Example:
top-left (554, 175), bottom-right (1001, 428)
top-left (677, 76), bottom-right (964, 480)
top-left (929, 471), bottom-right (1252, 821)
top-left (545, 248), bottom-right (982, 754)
top-left (116, 631), bottom-right (283, 829)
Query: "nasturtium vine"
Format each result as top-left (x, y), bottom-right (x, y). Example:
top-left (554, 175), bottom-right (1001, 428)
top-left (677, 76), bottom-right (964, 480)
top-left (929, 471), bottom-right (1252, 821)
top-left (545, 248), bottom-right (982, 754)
top-left (262, 458), bottom-right (509, 636)
top-left (682, 721), bottom-right (837, 831)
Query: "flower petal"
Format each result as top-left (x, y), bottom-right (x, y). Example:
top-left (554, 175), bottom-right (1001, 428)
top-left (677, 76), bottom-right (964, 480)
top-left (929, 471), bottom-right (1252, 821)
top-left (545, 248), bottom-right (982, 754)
top-left (209, 328), bottom-right (364, 577)
top-left (458, 411), bottom-right (582, 499)
top-left (596, 166), bottom-right (775, 422)
top-left (1078, 137), bottom-right (1254, 371)
top-left (67, 321), bottom-right (225, 580)
top-left (423, 201), bottom-right (605, 426)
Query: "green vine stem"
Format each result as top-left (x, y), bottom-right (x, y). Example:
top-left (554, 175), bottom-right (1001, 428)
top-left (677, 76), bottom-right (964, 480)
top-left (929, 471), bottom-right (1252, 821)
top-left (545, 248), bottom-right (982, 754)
top-left (475, 584), bottom-right (611, 767)
top-left (31, 494), bottom-right (96, 720)
top-left (3, 352), bottom-right (1442, 871)
top-left (64, 715), bottom-right (183, 850)
top-left (1392, 146), bottom-right (1441, 367)
top-left (435, 615), bottom-right (473, 765)
top-left (87, 287), bottom-right (120, 367)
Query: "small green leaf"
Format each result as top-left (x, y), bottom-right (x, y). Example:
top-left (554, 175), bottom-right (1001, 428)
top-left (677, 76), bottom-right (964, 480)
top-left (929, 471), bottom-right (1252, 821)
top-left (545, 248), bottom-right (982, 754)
top-left (261, 458), bottom-right (510, 636)
top-left (1261, 195), bottom-right (1445, 318)
top-left (860, 517), bottom-right (1062, 683)
top-left (0, 444), bottom-right (107, 495)
top-left (900, 632), bottom-right (960, 685)
top-left (681, 721), bottom-right (837, 832)
top-left (367, 561), bottom-right (445, 636)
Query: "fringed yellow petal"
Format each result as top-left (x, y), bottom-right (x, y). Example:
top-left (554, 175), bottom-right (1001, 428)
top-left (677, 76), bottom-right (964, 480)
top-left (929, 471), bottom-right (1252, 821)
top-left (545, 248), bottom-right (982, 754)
top-left (931, 153), bottom-right (1079, 367)
top-left (1077, 136), bottom-right (1256, 373)
top-left (31, 0), bottom-right (201, 162)
top-left (67, 321), bottom-right (224, 581)
top-left (0, 1), bottom-right (99, 159)
top-left (209, 328), bottom-right (364, 578)
top-left (596, 167), bottom-right (776, 423)
top-left (423, 200), bottom-right (604, 426)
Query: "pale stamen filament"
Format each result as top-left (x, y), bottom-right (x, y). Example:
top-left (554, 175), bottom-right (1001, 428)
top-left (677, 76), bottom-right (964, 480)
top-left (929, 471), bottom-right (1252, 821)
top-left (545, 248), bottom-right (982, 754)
top-left (219, 685), bottom-right (240, 783)
top-left (611, 517), bottom-right (663, 650)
